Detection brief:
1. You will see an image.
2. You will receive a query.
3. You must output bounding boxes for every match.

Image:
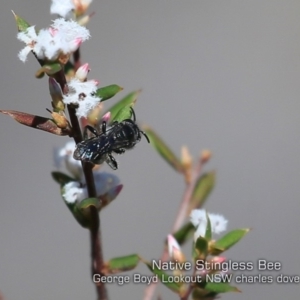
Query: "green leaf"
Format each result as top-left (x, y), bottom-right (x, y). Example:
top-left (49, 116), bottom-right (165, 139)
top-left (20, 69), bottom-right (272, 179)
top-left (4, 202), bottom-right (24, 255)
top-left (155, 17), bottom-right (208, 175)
top-left (188, 172), bottom-right (215, 214)
top-left (64, 60), bottom-right (75, 76)
top-left (51, 171), bottom-right (75, 186)
top-left (105, 90), bottom-right (140, 123)
top-left (192, 287), bottom-right (215, 299)
top-left (142, 127), bottom-right (185, 173)
top-left (76, 197), bottom-right (101, 212)
top-left (145, 262), bottom-right (181, 293)
top-left (173, 222), bottom-right (194, 246)
top-left (194, 236), bottom-right (208, 260)
top-left (205, 282), bottom-right (240, 293)
top-left (73, 197), bottom-right (100, 228)
top-left (212, 229), bottom-right (250, 254)
top-left (112, 105), bottom-right (132, 122)
top-left (12, 11), bottom-right (31, 32)
top-left (36, 63), bottom-right (62, 77)
top-left (96, 84), bottom-right (123, 101)
top-left (105, 254), bottom-right (140, 274)
top-left (205, 213), bottom-right (212, 240)
top-left (60, 187), bottom-right (100, 229)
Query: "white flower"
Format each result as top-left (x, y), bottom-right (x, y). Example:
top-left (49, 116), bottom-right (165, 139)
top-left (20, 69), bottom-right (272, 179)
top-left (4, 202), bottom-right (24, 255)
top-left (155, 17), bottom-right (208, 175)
top-left (50, 0), bottom-right (75, 18)
top-left (209, 213), bottom-right (228, 234)
top-left (17, 19), bottom-right (90, 62)
top-left (17, 26), bottom-right (38, 62)
top-left (63, 78), bottom-right (99, 118)
top-left (190, 209), bottom-right (207, 228)
top-left (190, 209), bottom-right (228, 240)
top-left (93, 171), bottom-right (120, 196)
top-left (63, 181), bottom-right (87, 203)
top-left (62, 171), bottom-right (120, 205)
top-left (55, 140), bottom-right (121, 194)
top-left (51, 18), bottom-right (90, 46)
top-left (54, 140), bottom-right (82, 179)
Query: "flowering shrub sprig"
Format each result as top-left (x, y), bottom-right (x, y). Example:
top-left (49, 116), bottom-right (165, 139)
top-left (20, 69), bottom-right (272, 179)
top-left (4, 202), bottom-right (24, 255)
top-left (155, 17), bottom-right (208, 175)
top-left (0, 1), bottom-right (250, 300)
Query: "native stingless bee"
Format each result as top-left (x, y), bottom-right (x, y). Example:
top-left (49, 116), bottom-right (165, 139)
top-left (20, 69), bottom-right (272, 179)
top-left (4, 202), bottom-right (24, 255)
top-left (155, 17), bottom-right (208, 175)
top-left (73, 108), bottom-right (150, 170)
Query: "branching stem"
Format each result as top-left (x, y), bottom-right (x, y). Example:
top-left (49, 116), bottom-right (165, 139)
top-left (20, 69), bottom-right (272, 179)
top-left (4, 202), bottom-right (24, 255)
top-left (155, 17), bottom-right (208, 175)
top-left (143, 158), bottom-right (204, 300)
top-left (55, 68), bottom-right (108, 300)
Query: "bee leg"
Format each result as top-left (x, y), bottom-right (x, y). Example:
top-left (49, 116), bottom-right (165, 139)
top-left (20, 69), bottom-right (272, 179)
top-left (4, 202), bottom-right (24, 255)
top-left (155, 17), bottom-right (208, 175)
top-left (113, 148), bottom-right (125, 155)
top-left (83, 125), bottom-right (98, 140)
top-left (106, 153), bottom-right (118, 170)
top-left (101, 121), bottom-right (107, 134)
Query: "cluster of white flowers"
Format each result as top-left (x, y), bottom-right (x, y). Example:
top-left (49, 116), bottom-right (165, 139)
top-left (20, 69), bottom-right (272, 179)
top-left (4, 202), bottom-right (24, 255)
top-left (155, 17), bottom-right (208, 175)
top-left (17, 18), bottom-right (90, 63)
top-left (55, 141), bottom-right (121, 204)
top-left (17, 1), bottom-right (100, 118)
top-left (63, 77), bottom-right (99, 118)
top-left (62, 63), bottom-right (101, 118)
top-left (190, 209), bottom-right (228, 240)
top-left (166, 210), bottom-right (228, 260)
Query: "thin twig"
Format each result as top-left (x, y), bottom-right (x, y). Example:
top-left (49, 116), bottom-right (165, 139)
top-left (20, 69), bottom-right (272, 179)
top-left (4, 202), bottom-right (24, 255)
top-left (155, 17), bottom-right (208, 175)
top-left (143, 158), bottom-right (203, 300)
top-left (172, 158), bottom-right (203, 232)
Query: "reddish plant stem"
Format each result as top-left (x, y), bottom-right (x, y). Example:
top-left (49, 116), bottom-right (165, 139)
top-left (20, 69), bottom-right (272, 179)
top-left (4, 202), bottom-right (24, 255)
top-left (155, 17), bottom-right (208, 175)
top-left (73, 48), bottom-right (81, 71)
top-left (55, 68), bottom-right (108, 300)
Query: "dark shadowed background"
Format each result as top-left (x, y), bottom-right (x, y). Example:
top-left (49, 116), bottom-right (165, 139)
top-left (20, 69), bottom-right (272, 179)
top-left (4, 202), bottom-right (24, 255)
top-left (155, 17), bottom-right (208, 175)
top-left (0, 1), bottom-right (300, 299)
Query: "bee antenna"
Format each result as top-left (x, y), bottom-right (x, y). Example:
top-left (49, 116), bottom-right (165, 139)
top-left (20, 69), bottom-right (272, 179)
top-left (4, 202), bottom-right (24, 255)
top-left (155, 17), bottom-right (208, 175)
top-left (130, 107), bottom-right (136, 122)
top-left (141, 131), bottom-right (150, 143)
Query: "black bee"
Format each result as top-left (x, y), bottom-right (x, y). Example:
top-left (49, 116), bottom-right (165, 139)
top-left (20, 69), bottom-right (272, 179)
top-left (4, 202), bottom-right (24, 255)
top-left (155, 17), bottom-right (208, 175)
top-left (73, 108), bottom-right (150, 170)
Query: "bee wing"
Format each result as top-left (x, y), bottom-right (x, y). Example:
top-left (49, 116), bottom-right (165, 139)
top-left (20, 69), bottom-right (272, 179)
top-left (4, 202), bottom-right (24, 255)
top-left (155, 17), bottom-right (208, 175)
top-left (73, 137), bottom-right (109, 163)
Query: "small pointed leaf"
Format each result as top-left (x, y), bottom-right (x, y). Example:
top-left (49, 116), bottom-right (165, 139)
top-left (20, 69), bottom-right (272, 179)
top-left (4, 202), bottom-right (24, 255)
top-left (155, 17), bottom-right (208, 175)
top-left (0, 110), bottom-right (71, 136)
top-left (205, 282), bottom-right (240, 293)
top-left (143, 127), bottom-right (185, 173)
top-left (51, 171), bottom-right (75, 186)
top-left (105, 90), bottom-right (140, 122)
top-left (73, 197), bottom-right (100, 228)
top-left (112, 105), bottom-right (132, 122)
top-left (12, 11), bottom-right (31, 32)
top-left (192, 287), bottom-right (214, 299)
top-left (205, 213), bottom-right (212, 240)
top-left (145, 262), bottom-right (181, 293)
top-left (188, 172), bottom-right (215, 214)
top-left (36, 63), bottom-right (62, 78)
top-left (103, 254), bottom-right (140, 274)
top-left (173, 222), bottom-right (194, 246)
top-left (194, 236), bottom-right (208, 260)
top-left (212, 229), bottom-right (250, 254)
top-left (96, 84), bottom-right (123, 101)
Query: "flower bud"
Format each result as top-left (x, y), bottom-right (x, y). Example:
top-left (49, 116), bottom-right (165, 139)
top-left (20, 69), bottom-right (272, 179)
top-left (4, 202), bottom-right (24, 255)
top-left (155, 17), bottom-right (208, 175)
top-left (167, 235), bottom-right (185, 263)
top-left (75, 63), bottom-right (90, 81)
top-left (51, 111), bottom-right (70, 129)
top-left (49, 78), bottom-right (65, 111)
top-left (200, 149), bottom-right (212, 164)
